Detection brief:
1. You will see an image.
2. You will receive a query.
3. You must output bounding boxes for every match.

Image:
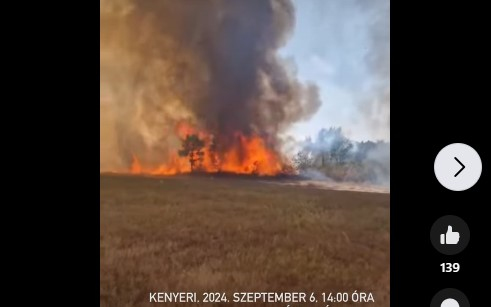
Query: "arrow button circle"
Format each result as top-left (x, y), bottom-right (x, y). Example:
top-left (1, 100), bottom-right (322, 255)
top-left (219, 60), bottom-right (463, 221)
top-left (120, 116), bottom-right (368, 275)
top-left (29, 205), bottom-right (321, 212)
top-left (434, 143), bottom-right (482, 191)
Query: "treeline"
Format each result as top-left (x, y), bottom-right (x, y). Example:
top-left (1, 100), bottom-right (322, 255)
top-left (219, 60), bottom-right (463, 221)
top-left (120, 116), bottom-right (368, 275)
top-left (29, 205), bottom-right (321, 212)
top-left (293, 127), bottom-right (390, 185)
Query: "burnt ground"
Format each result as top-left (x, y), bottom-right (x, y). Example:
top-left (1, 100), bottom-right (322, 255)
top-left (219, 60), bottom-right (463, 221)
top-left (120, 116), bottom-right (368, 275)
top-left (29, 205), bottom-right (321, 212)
top-left (100, 174), bottom-right (390, 307)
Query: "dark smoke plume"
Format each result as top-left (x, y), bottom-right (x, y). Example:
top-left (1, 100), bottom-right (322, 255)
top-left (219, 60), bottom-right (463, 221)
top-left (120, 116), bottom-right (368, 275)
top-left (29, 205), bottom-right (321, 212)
top-left (100, 0), bottom-right (321, 171)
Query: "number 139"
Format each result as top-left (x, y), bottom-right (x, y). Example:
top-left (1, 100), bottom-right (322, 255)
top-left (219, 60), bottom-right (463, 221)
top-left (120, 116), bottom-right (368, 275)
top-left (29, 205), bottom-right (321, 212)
top-left (441, 263), bottom-right (460, 272)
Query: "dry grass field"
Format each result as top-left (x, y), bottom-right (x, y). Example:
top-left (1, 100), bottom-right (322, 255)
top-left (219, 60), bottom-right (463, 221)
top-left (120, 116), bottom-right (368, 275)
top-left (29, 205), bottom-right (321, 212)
top-left (100, 174), bottom-right (389, 307)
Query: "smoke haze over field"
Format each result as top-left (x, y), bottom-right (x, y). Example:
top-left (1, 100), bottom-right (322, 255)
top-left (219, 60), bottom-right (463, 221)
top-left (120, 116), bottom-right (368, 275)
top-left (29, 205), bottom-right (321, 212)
top-left (101, 0), bottom-right (321, 171)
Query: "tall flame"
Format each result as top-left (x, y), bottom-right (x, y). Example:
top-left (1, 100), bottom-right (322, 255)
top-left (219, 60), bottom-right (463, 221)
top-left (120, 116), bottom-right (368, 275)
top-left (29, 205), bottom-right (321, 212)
top-left (129, 122), bottom-right (287, 176)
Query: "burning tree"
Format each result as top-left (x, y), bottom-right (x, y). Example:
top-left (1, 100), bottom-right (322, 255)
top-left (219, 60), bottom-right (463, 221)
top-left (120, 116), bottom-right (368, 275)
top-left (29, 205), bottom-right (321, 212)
top-left (178, 134), bottom-right (205, 172)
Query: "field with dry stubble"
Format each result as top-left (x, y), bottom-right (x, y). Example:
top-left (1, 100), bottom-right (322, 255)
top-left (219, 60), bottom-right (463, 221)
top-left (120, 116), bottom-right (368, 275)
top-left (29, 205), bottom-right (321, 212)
top-left (100, 174), bottom-right (389, 307)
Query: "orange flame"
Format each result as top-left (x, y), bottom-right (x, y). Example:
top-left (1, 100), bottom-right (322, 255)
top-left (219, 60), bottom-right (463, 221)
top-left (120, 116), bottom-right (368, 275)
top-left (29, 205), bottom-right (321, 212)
top-left (130, 154), bottom-right (142, 174)
top-left (129, 122), bottom-right (289, 176)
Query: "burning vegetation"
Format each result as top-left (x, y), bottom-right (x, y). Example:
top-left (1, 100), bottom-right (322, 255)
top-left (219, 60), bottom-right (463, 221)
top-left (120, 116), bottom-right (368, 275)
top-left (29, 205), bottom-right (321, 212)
top-left (100, 0), bottom-right (321, 176)
top-left (129, 122), bottom-right (288, 176)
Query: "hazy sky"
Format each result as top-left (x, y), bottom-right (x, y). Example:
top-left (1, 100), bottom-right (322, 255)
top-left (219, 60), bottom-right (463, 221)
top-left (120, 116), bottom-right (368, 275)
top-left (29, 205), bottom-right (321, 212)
top-left (281, 0), bottom-right (390, 142)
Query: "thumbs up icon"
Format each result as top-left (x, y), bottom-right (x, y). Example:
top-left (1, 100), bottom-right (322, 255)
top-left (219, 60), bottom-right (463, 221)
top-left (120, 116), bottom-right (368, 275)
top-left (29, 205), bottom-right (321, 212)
top-left (440, 226), bottom-right (460, 245)
top-left (440, 298), bottom-right (459, 307)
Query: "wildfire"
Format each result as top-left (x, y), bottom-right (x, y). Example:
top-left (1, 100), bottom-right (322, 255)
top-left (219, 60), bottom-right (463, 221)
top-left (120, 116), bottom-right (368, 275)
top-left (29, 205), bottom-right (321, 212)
top-left (129, 122), bottom-right (287, 176)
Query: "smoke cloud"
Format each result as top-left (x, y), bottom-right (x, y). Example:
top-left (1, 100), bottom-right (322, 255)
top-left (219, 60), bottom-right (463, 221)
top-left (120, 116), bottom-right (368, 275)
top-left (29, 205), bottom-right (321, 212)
top-left (100, 0), bottom-right (321, 171)
top-left (358, 0), bottom-right (390, 140)
top-left (293, 127), bottom-right (390, 187)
